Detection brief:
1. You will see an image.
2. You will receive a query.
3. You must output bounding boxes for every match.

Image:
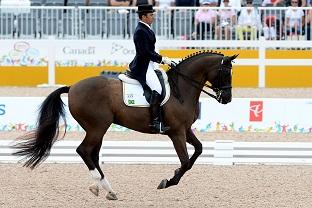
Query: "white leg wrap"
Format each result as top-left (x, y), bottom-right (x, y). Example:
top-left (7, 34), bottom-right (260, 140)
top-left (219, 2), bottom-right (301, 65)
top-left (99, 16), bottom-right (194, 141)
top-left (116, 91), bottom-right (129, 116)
top-left (88, 170), bottom-right (101, 196)
top-left (90, 169), bottom-right (101, 181)
top-left (100, 176), bottom-right (114, 193)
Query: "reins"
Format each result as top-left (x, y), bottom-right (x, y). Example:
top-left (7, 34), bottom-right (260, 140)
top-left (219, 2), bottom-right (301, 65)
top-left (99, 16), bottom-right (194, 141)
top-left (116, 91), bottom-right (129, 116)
top-left (170, 63), bottom-right (218, 99)
top-left (168, 58), bottom-right (232, 102)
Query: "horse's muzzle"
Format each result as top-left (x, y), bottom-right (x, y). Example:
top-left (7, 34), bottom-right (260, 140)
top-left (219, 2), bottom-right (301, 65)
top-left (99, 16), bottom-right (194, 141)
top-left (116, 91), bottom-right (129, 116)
top-left (219, 90), bottom-right (232, 104)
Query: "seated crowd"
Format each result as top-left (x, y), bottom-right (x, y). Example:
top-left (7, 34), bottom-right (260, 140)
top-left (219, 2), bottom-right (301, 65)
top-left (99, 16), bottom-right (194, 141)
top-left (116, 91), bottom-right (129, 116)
top-left (190, 0), bottom-right (311, 40)
top-left (0, 0), bottom-right (311, 40)
top-left (61, 0), bottom-right (312, 40)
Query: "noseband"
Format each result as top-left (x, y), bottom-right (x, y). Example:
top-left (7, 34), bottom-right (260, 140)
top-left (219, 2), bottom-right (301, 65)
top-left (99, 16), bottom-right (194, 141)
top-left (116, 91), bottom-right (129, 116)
top-left (169, 57), bottom-right (232, 103)
top-left (212, 58), bottom-right (233, 102)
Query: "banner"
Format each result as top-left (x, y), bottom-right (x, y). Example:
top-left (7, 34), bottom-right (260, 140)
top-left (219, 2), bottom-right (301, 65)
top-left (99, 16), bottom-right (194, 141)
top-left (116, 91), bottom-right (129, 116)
top-left (1, 97), bottom-right (312, 133)
top-left (194, 98), bottom-right (312, 133)
top-left (0, 97), bottom-right (128, 132)
top-left (0, 41), bottom-right (48, 66)
top-left (0, 40), bottom-right (136, 67)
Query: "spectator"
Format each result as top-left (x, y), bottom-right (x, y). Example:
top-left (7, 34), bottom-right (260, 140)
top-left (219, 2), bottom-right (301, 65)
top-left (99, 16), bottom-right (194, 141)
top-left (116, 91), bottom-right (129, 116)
top-left (155, 0), bottom-right (175, 7)
top-left (263, 16), bottom-right (278, 40)
top-left (300, 0), bottom-right (306, 6)
top-left (262, 0), bottom-right (285, 6)
top-left (132, 0), bottom-right (155, 6)
top-left (192, 0), bottom-right (218, 39)
top-left (175, 0), bottom-right (197, 6)
top-left (286, 0), bottom-right (306, 7)
top-left (109, 0), bottom-right (132, 38)
top-left (110, 0), bottom-right (132, 6)
top-left (305, 4), bottom-right (311, 40)
top-left (155, 0), bottom-right (175, 38)
top-left (216, 0), bottom-right (237, 40)
top-left (261, 0), bottom-right (285, 40)
top-left (236, 0), bottom-right (261, 40)
top-left (285, 0), bottom-right (304, 39)
top-left (219, 0), bottom-right (241, 10)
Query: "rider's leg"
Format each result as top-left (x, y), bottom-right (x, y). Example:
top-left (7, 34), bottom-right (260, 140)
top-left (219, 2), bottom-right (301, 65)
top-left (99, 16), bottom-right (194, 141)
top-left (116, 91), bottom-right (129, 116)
top-left (145, 62), bottom-right (162, 95)
top-left (149, 90), bottom-right (170, 133)
top-left (145, 62), bottom-right (169, 133)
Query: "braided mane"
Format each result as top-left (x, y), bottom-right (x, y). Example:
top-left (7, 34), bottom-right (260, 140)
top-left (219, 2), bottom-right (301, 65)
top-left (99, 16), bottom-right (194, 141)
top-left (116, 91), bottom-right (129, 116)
top-left (167, 50), bottom-right (224, 103)
top-left (176, 50), bottom-right (224, 66)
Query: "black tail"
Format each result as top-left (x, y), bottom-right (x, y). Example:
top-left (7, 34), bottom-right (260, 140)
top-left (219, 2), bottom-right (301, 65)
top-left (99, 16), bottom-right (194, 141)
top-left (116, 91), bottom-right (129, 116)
top-left (12, 86), bottom-right (70, 169)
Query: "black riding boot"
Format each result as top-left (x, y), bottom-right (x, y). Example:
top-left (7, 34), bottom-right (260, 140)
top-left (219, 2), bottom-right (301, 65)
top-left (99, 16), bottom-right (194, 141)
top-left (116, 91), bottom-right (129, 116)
top-left (149, 90), bottom-right (170, 134)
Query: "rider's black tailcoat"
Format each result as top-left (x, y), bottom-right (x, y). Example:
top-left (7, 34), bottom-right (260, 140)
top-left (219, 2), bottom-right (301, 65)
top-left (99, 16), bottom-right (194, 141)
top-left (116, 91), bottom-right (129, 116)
top-left (129, 22), bottom-right (162, 85)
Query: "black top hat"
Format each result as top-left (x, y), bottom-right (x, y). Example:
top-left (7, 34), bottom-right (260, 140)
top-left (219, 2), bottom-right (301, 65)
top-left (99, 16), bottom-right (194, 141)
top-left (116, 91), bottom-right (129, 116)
top-left (136, 4), bottom-right (155, 13)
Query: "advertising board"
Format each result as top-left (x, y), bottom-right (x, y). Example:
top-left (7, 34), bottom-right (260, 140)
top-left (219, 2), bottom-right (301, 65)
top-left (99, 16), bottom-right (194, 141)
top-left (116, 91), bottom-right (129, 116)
top-left (1, 97), bottom-right (311, 133)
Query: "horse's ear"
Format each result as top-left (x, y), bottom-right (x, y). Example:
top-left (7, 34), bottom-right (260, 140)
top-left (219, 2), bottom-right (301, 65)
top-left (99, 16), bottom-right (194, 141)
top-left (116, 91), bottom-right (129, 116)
top-left (230, 54), bottom-right (239, 61)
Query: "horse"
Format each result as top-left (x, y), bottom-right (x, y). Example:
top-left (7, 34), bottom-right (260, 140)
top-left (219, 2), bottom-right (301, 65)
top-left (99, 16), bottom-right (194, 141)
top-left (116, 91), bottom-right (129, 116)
top-left (12, 51), bottom-right (237, 200)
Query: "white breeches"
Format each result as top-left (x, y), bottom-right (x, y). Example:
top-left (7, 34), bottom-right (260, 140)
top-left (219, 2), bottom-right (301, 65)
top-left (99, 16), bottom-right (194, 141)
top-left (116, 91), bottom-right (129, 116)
top-left (146, 61), bottom-right (162, 94)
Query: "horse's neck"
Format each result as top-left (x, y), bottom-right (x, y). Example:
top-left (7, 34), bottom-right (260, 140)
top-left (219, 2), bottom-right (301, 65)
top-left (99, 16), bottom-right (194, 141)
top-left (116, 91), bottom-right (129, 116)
top-left (172, 55), bottom-right (221, 106)
top-left (174, 61), bottom-right (207, 106)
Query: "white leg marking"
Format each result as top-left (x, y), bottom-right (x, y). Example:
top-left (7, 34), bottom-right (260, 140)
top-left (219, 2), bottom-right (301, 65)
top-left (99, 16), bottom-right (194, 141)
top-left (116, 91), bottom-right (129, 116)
top-left (90, 169), bottom-right (101, 181)
top-left (88, 169), bottom-right (101, 196)
top-left (100, 176), bottom-right (118, 200)
top-left (99, 176), bottom-right (114, 193)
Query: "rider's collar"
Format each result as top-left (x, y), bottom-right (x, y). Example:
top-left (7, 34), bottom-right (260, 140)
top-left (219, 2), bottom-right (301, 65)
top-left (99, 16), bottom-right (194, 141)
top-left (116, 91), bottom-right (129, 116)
top-left (139, 21), bottom-right (151, 30)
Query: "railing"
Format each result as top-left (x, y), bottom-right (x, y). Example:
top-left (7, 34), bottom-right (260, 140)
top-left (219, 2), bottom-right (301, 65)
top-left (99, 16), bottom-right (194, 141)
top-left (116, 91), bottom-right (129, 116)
top-left (2, 140), bottom-right (312, 165)
top-left (0, 6), bottom-right (311, 40)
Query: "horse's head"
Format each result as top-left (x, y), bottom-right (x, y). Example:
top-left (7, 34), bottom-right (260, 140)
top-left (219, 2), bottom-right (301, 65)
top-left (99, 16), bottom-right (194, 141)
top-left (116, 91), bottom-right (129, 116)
top-left (209, 54), bottom-right (238, 104)
top-left (167, 52), bottom-right (238, 105)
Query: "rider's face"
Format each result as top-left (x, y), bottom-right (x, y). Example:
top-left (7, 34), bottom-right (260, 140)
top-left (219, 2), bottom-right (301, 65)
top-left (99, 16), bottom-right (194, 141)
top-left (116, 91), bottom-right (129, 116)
top-left (142, 13), bottom-right (154, 26)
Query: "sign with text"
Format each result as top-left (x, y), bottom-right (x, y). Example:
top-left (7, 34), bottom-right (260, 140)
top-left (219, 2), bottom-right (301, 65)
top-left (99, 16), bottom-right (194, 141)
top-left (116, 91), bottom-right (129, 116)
top-left (0, 40), bottom-right (136, 67)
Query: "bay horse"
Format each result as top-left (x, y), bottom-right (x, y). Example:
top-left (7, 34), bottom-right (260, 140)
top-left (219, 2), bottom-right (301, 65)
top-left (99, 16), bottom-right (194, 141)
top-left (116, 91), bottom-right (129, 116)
top-left (13, 51), bottom-right (237, 200)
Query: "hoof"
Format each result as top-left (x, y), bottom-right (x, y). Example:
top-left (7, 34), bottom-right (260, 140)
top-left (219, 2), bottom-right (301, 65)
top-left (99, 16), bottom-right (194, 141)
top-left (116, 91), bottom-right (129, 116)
top-left (106, 191), bottom-right (118, 200)
top-left (89, 184), bottom-right (99, 196)
top-left (157, 179), bottom-right (168, 189)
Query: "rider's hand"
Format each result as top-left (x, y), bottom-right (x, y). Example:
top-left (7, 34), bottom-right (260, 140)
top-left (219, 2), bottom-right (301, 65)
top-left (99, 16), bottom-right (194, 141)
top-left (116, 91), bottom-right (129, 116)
top-left (162, 57), bottom-right (173, 65)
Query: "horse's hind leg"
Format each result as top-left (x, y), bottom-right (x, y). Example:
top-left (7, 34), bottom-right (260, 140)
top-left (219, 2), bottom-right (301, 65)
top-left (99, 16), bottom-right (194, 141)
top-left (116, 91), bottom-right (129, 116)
top-left (76, 129), bottom-right (117, 200)
top-left (90, 139), bottom-right (117, 200)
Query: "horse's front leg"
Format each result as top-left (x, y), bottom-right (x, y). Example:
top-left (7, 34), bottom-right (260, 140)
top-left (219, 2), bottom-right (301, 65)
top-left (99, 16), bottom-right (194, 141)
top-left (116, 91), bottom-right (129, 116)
top-left (186, 128), bottom-right (203, 170)
top-left (157, 132), bottom-right (190, 189)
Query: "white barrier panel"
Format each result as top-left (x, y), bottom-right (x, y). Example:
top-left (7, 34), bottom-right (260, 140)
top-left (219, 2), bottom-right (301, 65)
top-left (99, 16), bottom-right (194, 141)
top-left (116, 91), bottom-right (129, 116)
top-left (2, 140), bottom-right (312, 165)
top-left (1, 97), bottom-right (312, 133)
top-left (195, 98), bottom-right (312, 133)
top-left (214, 140), bottom-right (234, 165)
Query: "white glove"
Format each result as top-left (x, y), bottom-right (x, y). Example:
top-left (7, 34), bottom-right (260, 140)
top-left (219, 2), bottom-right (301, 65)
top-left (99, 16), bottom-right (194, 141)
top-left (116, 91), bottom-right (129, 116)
top-left (162, 57), bottom-right (173, 65)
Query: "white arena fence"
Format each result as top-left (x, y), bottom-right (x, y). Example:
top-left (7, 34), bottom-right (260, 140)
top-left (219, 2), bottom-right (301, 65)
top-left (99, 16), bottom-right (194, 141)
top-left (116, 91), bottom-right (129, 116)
top-left (2, 140), bottom-right (312, 165)
top-left (0, 6), bottom-right (311, 41)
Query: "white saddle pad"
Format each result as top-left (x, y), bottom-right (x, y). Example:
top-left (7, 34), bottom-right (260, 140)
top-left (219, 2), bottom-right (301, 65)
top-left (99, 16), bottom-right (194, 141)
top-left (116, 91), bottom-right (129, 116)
top-left (118, 70), bottom-right (170, 107)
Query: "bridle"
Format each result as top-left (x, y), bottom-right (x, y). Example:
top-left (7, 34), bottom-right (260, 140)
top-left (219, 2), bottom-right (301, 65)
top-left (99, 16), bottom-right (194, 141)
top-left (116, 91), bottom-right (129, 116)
top-left (168, 57), bottom-right (232, 103)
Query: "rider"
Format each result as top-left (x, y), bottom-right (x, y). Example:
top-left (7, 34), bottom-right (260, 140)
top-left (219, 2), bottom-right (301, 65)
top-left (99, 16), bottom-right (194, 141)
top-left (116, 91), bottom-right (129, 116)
top-left (129, 4), bottom-right (173, 134)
